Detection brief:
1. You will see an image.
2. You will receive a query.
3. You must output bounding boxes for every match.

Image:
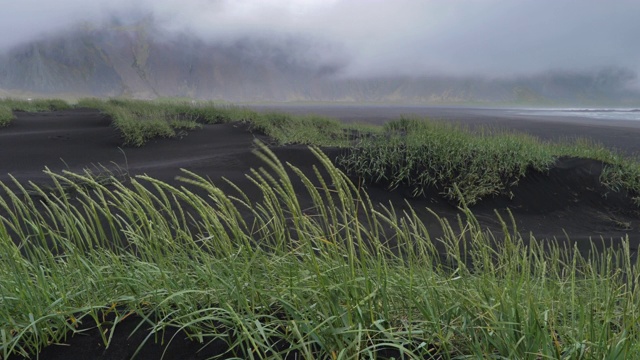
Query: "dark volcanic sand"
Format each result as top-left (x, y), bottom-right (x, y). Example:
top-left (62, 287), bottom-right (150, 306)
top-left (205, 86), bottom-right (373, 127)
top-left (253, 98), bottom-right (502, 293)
top-left (2, 106), bottom-right (640, 359)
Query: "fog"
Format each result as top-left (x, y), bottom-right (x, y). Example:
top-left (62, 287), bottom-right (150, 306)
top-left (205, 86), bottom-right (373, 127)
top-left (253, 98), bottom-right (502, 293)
top-left (2, 0), bottom-right (639, 81)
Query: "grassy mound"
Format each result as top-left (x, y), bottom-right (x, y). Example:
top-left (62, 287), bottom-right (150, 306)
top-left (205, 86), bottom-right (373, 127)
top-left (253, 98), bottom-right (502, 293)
top-left (0, 105), bottom-right (13, 127)
top-left (0, 98), bottom-right (72, 127)
top-left (0, 98), bottom-right (71, 112)
top-left (338, 117), bottom-right (640, 206)
top-left (76, 98), bottom-right (360, 147)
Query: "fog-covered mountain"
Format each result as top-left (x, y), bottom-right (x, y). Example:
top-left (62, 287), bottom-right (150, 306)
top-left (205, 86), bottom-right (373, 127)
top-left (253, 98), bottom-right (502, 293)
top-left (1, 19), bottom-right (639, 105)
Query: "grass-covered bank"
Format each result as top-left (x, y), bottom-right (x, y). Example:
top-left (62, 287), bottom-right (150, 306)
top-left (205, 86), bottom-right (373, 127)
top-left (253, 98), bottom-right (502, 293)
top-left (338, 117), bottom-right (640, 206)
top-left (1, 143), bottom-right (639, 359)
top-left (0, 98), bottom-right (72, 127)
top-left (0, 98), bottom-right (71, 113)
top-left (75, 98), bottom-right (356, 147)
top-left (0, 105), bottom-right (13, 127)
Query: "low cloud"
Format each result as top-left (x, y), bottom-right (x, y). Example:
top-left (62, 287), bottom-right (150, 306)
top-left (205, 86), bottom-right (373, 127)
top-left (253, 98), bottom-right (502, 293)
top-left (2, 0), bottom-right (639, 80)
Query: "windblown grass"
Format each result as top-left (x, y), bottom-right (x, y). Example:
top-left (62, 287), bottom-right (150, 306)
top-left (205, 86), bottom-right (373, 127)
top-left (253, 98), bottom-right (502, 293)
top-left (78, 98), bottom-right (268, 146)
top-left (338, 117), bottom-right (640, 206)
top-left (248, 112), bottom-right (351, 146)
top-left (0, 98), bottom-right (71, 112)
top-left (0, 105), bottom-right (13, 127)
top-left (1, 142), bottom-right (640, 358)
top-left (338, 117), bottom-right (556, 205)
top-left (0, 98), bottom-right (71, 127)
top-left (77, 98), bottom-right (201, 146)
top-left (76, 98), bottom-right (353, 147)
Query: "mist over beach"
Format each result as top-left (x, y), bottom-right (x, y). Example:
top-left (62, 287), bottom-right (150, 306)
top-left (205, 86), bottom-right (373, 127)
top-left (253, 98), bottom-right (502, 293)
top-left (1, 0), bottom-right (640, 105)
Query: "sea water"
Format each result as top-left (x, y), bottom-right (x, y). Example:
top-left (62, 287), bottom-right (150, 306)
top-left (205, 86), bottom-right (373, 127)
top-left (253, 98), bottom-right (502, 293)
top-left (516, 108), bottom-right (640, 121)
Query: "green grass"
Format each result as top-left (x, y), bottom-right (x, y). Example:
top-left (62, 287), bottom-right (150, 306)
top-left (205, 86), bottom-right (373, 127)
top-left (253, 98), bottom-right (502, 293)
top-left (1, 142), bottom-right (639, 359)
top-left (76, 98), bottom-right (353, 147)
top-left (73, 99), bottom-right (640, 206)
top-left (0, 105), bottom-right (14, 127)
top-left (2, 97), bottom-right (640, 357)
top-left (337, 117), bottom-right (640, 206)
top-left (0, 98), bottom-right (72, 127)
top-left (0, 98), bottom-right (71, 112)
top-left (77, 98), bottom-right (262, 146)
top-left (248, 112), bottom-right (351, 146)
top-left (5, 97), bottom-right (640, 205)
top-left (338, 117), bottom-right (555, 205)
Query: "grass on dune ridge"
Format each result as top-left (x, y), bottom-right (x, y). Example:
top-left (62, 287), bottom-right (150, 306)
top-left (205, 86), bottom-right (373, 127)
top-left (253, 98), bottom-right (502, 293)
top-left (76, 98), bottom-right (355, 148)
top-left (0, 105), bottom-right (13, 127)
top-left (0, 98), bottom-right (71, 113)
top-left (5, 97), bottom-right (638, 206)
top-left (0, 98), bottom-right (72, 127)
top-left (338, 116), bottom-right (640, 206)
top-left (1, 97), bottom-right (640, 358)
top-left (1, 142), bottom-right (640, 359)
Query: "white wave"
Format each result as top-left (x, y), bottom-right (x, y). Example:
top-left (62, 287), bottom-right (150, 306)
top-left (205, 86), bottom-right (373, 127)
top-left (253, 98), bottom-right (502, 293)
top-left (514, 108), bottom-right (640, 121)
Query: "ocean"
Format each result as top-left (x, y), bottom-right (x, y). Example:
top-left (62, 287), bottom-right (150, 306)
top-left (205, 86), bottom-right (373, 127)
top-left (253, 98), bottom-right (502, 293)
top-left (515, 108), bottom-right (640, 121)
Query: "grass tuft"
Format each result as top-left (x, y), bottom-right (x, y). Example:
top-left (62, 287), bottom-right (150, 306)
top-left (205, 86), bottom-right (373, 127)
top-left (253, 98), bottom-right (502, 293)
top-left (0, 98), bottom-right (71, 112)
top-left (338, 117), bottom-right (556, 205)
top-left (76, 98), bottom-right (261, 146)
top-left (0, 98), bottom-right (71, 127)
top-left (0, 105), bottom-right (14, 127)
top-left (249, 112), bottom-right (349, 146)
top-left (338, 117), bottom-right (640, 206)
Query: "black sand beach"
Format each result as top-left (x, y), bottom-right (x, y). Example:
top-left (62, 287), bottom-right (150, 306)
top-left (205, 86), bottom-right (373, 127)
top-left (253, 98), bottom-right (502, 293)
top-left (2, 105), bottom-right (639, 359)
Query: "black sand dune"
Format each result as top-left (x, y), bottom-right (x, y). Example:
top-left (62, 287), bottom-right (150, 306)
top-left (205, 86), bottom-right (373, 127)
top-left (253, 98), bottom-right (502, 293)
top-left (2, 107), bottom-right (640, 359)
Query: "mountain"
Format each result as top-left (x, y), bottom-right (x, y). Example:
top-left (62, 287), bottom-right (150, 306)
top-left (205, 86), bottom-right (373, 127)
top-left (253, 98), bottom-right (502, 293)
top-left (1, 19), bottom-right (639, 105)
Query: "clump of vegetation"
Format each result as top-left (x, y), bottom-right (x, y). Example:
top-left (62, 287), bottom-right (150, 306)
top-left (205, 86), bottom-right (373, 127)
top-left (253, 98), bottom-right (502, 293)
top-left (1, 143), bottom-right (640, 358)
top-left (0, 98), bottom-right (71, 127)
top-left (249, 112), bottom-right (351, 146)
top-left (338, 117), bottom-right (557, 205)
top-left (77, 98), bottom-right (266, 146)
top-left (105, 102), bottom-right (188, 147)
top-left (600, 161), bottom-right (640, 206)
top-left (0, 98), bottom-right (72, 126)
top-left (169, 100), bottom-right (261, 124)
top-left (338, 117), bottom-right (640, 206)
top-left (0, 98), bottom-right (71, 112)
top-left (0, 105), bottom-right (14, 127)
top-left (77, 98), bottom-right (355, 147)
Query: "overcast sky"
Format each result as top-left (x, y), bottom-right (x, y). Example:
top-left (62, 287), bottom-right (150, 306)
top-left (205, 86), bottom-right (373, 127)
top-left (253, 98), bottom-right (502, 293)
top-left (2, 0), bottom-right (639, 79)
